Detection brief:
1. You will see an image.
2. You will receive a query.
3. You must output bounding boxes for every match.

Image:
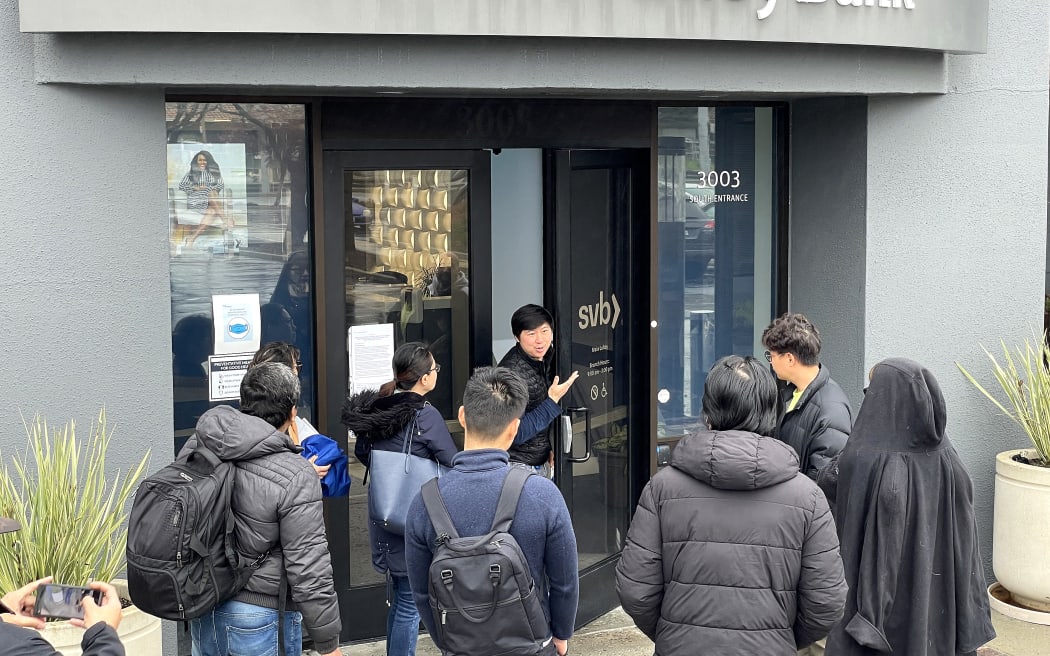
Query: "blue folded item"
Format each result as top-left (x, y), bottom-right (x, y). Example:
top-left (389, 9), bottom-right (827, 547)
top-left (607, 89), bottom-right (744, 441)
top-left (300, 434), bottom-right (352, 497)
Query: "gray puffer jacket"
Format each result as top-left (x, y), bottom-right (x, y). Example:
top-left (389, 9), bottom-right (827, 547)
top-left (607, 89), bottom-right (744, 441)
top-left (181, 406), bottom-right (342, 653)
top-left (615, 429), bottom-right (846, 656)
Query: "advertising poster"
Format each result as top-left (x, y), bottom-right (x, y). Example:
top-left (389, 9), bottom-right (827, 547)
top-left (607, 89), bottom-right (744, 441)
top-left (212, 293), bottom-right (262, 355)
top-left (348, 323), bottom-right (396, 395)
top-left (167, 143), bottom-right (249, 253)
top-left (208, 354), bottom-right (254, 402)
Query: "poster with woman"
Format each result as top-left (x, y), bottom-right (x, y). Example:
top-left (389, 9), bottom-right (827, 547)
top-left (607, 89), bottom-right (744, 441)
top-left (167, 143), bottom-right (249, 253)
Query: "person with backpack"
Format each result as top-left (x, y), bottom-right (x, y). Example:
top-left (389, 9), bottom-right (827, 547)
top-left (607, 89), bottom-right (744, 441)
top-left (181, 363), bottom-right (341, 656)
top-left (341, 342), bottom-right (458, 656)
top-left (251, 341), bottom-right (351, 497)
top-left (404, 366), bottom-right (579, 656)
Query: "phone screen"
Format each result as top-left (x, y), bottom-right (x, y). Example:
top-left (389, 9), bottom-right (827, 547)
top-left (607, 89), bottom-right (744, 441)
top-left (33, 584), bottom-right (103, 620)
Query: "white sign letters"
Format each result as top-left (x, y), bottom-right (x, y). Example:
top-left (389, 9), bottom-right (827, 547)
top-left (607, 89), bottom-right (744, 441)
top-left (758, 0), bottom-right (915, 20)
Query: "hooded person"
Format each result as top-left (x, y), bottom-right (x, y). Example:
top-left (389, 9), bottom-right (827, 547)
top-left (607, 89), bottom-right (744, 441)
top-left (615, 355), bottom-right (846, 655)
top-left (824, 357), bottom-right (995, 656)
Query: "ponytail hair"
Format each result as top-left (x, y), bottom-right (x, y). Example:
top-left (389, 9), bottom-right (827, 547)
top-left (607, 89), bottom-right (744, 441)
top-left (377, 342), bottom-right (434, 397)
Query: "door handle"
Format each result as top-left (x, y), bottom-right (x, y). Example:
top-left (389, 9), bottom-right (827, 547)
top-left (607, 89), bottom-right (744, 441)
top-left (562, 406), bottom-right (592, 463)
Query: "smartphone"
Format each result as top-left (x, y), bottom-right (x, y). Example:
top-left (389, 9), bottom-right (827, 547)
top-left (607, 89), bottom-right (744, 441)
top-left (33, 584), bottom-right (104, 620)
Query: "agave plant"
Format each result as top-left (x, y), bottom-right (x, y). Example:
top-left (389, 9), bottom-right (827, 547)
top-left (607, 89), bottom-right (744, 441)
top-left (958, 336), bottom-right (1050, 466)
top-left (0, 409), bottom-right (150, 592)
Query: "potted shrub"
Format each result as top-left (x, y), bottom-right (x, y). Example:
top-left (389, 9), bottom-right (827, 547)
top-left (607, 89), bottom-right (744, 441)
top-left (958, 337), bottom-right (1050, 614)
top-left (0, 410), bottom-right (159, 654)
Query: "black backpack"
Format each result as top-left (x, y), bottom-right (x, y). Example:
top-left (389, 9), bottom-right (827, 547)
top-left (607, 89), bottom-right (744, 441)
top-left (420, 468), bottom-right (551, 656)
top-left (125, 444), bottom-right (265, 620)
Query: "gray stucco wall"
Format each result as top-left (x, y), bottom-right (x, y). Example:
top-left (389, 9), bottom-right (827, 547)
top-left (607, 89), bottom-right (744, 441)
top-left (0, 0), bottom-right (173, 647)
top-left (864, 0), bottom-right (1048, 578)
top-left (788, 96), bottom-right (869, 413)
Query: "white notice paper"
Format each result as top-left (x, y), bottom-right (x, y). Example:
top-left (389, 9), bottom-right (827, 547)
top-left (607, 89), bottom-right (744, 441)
top-left (208, 354), bottom-right (254, 402)
top-left (348, 323), bottom-right (396, 395)
top-left (212, 293), bottom-right (262, 355)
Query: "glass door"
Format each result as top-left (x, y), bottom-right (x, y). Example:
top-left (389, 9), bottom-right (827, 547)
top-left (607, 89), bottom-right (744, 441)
top-left (320, 150), bottom-right (491, 641)
top-left (547, 149), bottom-right (650, 626)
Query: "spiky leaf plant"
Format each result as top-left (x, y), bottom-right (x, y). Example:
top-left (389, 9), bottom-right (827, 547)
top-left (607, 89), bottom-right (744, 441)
top-left (958, 337), bottom-right (1050, 466)
top-left (0, 409), bottom-right (149, 592)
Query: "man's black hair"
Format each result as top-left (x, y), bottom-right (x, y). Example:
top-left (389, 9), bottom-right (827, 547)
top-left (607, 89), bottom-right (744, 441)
top-left (761, 312), bottom-right (822, 366)
top-left (240, 362), bottom-right (300, 429)
top-left (462, 366), bottom-right (528, 440)
top-left (510, 304), bottom-right (554, 338)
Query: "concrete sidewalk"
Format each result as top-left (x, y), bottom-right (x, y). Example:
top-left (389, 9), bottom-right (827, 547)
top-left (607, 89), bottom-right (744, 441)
top-left (335, 606), bottom-right (651, 656)
top-left (329, 604), bottom-right (1050, 656)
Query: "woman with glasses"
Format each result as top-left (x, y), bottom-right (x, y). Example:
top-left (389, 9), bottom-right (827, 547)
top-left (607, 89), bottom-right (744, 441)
top-left (341, 342), bottom-right (458, 656)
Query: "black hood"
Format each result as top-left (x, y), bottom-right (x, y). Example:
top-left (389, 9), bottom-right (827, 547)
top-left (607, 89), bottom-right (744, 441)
top-left (852, 357), bottom-right (947, 452)
top-left (340, 389), bottom-right (426, 443)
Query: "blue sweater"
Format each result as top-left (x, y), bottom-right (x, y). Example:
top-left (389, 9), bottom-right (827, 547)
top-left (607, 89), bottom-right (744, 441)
top-left (405, 449), bottom-right (579, 646)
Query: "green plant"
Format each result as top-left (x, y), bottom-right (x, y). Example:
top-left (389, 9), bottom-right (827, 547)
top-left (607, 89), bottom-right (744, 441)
top-left (0, 409), bottom-right (149, 592)
top-left (957, 337), bottom-right (1050, 466)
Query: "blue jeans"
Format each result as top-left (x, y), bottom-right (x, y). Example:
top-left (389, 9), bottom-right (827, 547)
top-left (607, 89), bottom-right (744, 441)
top-left (386, 574), bottom-right (419, 656)
top-left (191, 599), bottom-right (303, 656)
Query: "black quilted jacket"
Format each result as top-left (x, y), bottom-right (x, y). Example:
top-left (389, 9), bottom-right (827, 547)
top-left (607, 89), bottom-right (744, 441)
top-left (774, 365), bottom-right (852, 480)
top-left (499, 344), bottom-right (554, 466)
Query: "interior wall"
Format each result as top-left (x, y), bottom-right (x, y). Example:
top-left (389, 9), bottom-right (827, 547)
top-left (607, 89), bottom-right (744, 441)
top-left (490, 149), bottom-right (544, 359)
top-left (788, 97), bottom-right (869, 412)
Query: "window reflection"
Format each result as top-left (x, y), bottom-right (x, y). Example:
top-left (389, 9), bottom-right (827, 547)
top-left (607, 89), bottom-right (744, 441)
top-left (166, 102), bottom-right (312, 454)
top-left (345, 169), bottom-right (470, 420)
top-left (344, 168), bottom-right (471, 587)
top-left (657, 107), bottom-right (776, 456)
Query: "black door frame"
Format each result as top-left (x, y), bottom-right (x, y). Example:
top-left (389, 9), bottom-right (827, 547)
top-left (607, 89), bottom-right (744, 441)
top-left (545, 147), bottom-right (652, 627)
top-left (319, 148), bottom-right (492, 642)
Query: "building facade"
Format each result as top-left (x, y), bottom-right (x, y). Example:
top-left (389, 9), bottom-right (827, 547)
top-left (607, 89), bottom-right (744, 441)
top-left (1, 1), bottom-right (1046, 653)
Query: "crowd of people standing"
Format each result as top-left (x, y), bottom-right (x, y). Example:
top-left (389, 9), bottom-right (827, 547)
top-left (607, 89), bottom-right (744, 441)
top-left (0, 308), bottom-right (997, 656)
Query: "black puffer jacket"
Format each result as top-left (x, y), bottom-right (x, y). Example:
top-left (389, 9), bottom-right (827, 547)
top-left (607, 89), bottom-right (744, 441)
top-left (181, 406), bottom-right (342, 654)
top-left (615, 429), bottom-right (846, 656)
top-left (775, 365), bottom-right (852, 479)
top-left (499, 344), bottom-right (554, 466)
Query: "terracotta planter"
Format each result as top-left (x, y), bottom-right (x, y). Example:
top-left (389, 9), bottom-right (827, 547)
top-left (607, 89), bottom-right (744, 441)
top-left (37, 580), bottom-right (162, 656)
top-left (993, 449), bottom-right (1050, 613)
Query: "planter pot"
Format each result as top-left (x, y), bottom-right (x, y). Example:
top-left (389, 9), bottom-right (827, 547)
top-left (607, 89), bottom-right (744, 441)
top-left (993, 449), bottom-right (1050, 613)
top-left (37, 580), bottom-right (162, 656)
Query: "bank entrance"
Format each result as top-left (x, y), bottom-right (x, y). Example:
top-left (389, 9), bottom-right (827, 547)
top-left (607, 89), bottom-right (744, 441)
top-left (316, 99), bottom-right (652, 641)
top-left (164, 98), bottom-right (783, 646)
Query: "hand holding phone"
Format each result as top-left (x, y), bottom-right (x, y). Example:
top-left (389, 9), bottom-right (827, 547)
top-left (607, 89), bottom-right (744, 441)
top-left (33, 583), bottom-right (103, 621)
top-left (72, 581), bottom-right (122, 631)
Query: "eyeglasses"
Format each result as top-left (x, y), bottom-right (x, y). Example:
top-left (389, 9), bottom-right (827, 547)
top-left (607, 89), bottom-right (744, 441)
top-left (428, 364), bottom-right (442, 374)
top-left (763, 350), bottom-right (773, 363)
top-left (295, 360), bottom-right (303, 370)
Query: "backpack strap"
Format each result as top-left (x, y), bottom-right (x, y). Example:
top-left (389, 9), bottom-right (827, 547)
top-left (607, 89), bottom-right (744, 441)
top-left (490, 467), bottom-right (531, 533)
top-left (186, 444), bottom-right (222, 474)
top-left (421, 478), bottom-right (460, 541)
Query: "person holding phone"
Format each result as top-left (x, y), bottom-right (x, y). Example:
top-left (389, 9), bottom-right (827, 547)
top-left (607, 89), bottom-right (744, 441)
top-left (0, 517), bottom-right (125, 655)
